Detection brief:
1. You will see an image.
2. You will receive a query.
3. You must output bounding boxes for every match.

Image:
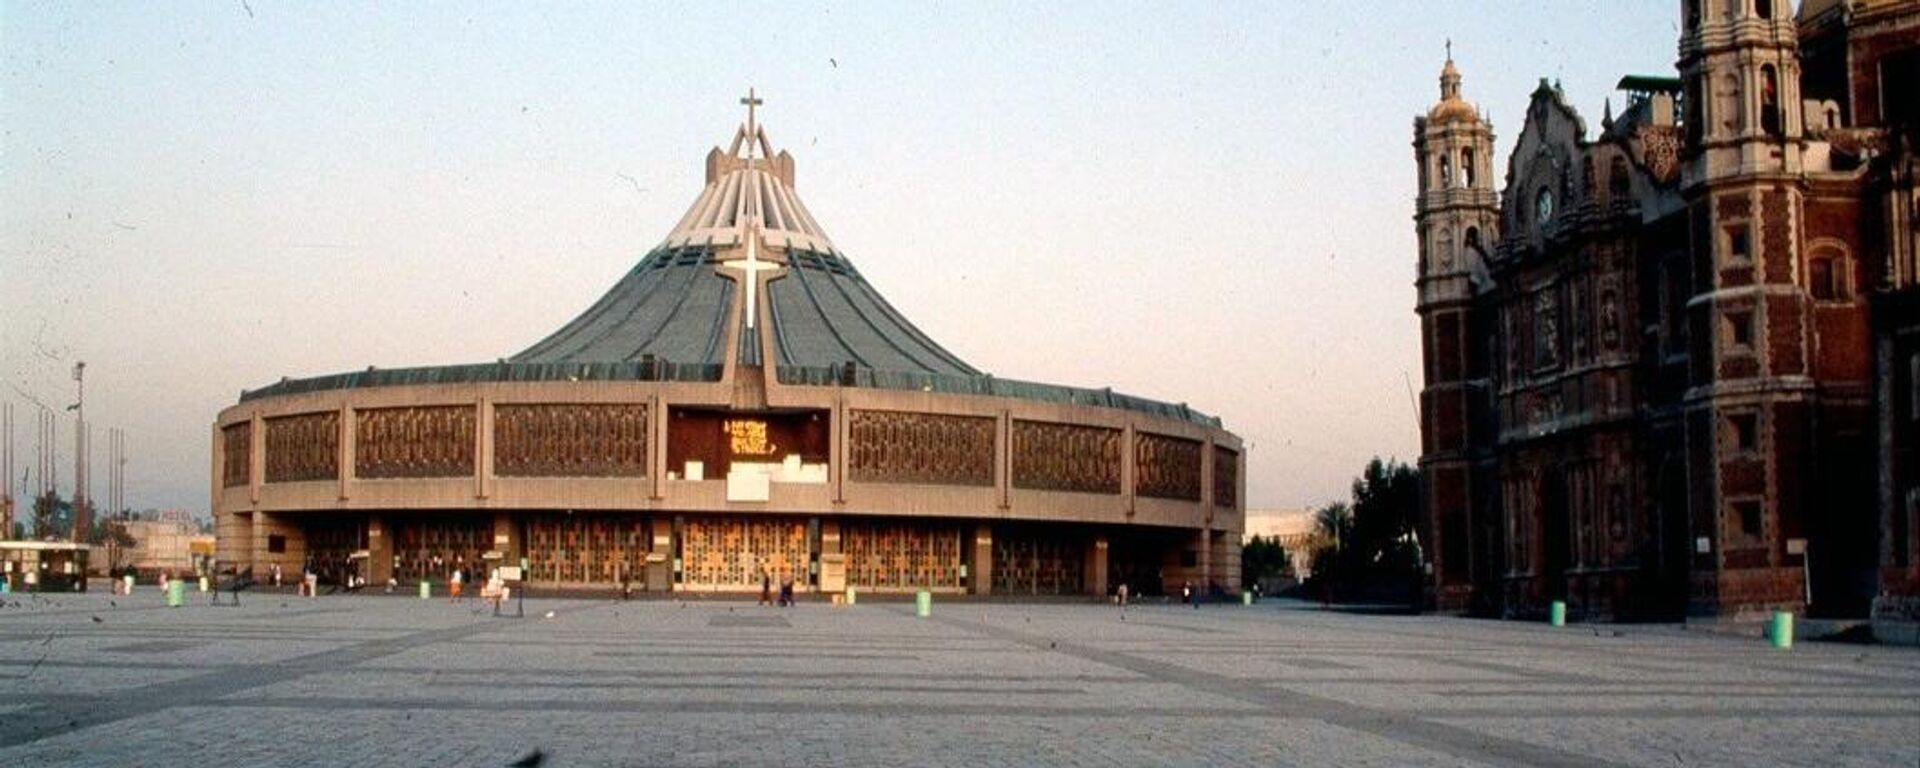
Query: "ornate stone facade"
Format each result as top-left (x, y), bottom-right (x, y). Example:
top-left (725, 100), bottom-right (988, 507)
top-left (494, 404), bottom-right (648, 477)
top-left (355, 406), bottom-right (476, 479)
top-left (1135, 433), bottom-right (1202, 502)
top-left (1415, 1), bottom-right (1919, 622)
top-left (1213, 446), bottom-right (1238, 508)
top-left (847, 410), bottom-right (993, 486)
top-left (265, 412), bottom-right (339, 483)
top-left (221, 423), bottom-right (250, 488)
top-left (1010, 420), bottom-right (1120, 494)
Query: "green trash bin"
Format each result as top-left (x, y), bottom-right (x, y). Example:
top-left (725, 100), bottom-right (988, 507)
top-left (915, 590), bottom-right (931, 618)
top-left (419, 580), bottom-right (431, 599)
top-left (166, 580), bottom-right (185, 608)
top-left (1549, 600), bottom-right (1567, 627)
top-left (1769, 611), bottom-right (1794, 649)
top-left (1242, 590), bottom-right (1253, 606)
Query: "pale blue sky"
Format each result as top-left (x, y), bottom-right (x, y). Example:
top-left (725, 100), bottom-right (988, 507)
top-left (2, 1), bottom-right (1682, 515)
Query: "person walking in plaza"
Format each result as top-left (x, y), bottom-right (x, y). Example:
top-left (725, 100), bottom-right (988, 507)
top-left (760, 569), bottom-right (773, 607)
top-left (1116, 582), bottom-right (1129, 620)
top-left (449, 565), bottom-right (464, 602)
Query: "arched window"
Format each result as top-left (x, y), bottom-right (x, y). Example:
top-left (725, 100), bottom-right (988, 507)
top-left (1756, 0), bottom-right (1773, 20)
top-left (1720, 72), bottom-right (1744, 134)
top-left (1808, 245), bottom-right (1850, 301)
top-left (1609, 156), bottom-right (1632, 199)
top-left (1687, 0), bottom-right (1701, 28)
top-left (1536, 187), bottom-right (1555, 223)
top-left (1687, 75), bottom-right (1705, 146)
top-left (1464, 227), bottom-right (1481, 252)
top-left (1761, 64), bottom-right (1782, 137)
top-left (1810, 258), bottom-right (1837, 300)
top-left (1462, 148), bottom-right (1477, 187)
top-left (1439, 155), bottom-right (1453, 189)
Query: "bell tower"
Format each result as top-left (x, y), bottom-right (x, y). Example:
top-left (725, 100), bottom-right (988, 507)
top-left (1677, 0), bottom-right (1813, 616)
top-left (1414, 50), bottom-right (1498, 610)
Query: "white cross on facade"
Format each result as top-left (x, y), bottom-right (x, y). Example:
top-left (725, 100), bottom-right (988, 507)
top-left (722, 228), bottom-right (777, 329)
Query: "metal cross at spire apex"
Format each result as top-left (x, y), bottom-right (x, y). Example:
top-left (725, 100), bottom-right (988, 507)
top-left (740, 88), bottom-right (763, 161)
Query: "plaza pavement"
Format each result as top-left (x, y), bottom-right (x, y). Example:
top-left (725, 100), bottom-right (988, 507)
top-left (0, 588), bottom-right (1915, 767)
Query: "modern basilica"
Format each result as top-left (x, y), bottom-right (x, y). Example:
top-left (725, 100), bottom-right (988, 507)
top-left (213, 96), bottom-right (1244, 598)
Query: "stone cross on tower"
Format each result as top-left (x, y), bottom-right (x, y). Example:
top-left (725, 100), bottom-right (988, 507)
top-left (723, 88), bottom-right (775, 329)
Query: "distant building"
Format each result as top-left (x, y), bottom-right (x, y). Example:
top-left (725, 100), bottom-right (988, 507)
top-left (122, 519), bottom-right (214, 576)
top-left (1245, 508), bottom-right (1319, 579)
top-left (1415, 0), bottom-right (1918, 622)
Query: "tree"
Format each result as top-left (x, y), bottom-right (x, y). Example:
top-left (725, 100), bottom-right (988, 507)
top-left (1349, 457), bottom-right (1421, 570)
top-left (1241, 534), bottom-right (1293, 586)
top-left (1309, 501), bottom-right (1352, 583)
top-left (1306, 457), bottom-right (1423, 600)
top-left (32, 490), bottom-right (72, 540)
top-left (93, 512), bottom-right (137, 571)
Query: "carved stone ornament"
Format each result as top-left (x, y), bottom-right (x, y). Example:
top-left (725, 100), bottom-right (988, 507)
top-left (1012, 420), bottom-right (1120, 494)
top-left (849, 410), bottom-right (994, 486)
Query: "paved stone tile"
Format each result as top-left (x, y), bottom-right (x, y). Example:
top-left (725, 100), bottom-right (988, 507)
top-left (0, 593), bottom-right (1914, 767)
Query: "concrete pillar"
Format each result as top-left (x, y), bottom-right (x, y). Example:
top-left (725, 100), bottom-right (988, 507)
top-left (218, 511), bottom-right (253, 575)
top-left (995, 411), bottom-right (1011, 510)
top-left (649, 394), bottom-right (666, 500)
top-left (1085, 535), bottom-right (1109, 596)
top-left (646, 518), bottom-right (673, 591)
top-left (248, 413), bottom-right (265, 506)
top-left (1212, 529), bottom-right (1239, 591)
top-left (476, 398), bottom-right (492, 500)
top-left (1199, 525), bottom-right (1214, 590)
top-left (338, 405), bottom-right (354, 501)
top-left (832, 396), bottom-right (847, 505)
top-left (252, 512), bottom-right (305, 582)
top-left (367, 513), bottom-right (392, 585)
top-left (491, 512), bottom-right (517, 562)
top-left (971, 524), bottom-right (993, 595)
top-left (817, 518), bottom-right (845, 593)
top-left (1201, 437), bottom-right (1215, 519)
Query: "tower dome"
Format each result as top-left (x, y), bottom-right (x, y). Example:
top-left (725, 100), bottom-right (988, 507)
top-left (1428, 56), bottom-right (1481, 125)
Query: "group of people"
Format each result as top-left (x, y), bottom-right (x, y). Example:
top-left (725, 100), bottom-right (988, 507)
top-left (1110, 579), bottom-right (1250, 613)
top-left (759, 570), bottom-right (797, 607)
top-left (445, 562), bottom-right (510, 605)
top-left (268, 563), bottom-right (322, 597)
top-left (106, 566), bottom-right (166, 595)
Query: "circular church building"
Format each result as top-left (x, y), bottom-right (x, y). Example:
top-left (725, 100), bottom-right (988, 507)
top-left (212, 105), bottom-right (1243, 597)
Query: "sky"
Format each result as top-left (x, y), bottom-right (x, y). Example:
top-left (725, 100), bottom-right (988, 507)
top-left (1, 1), bottom-right (1685, 517)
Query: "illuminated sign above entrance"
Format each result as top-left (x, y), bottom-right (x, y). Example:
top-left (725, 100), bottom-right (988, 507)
top-left (724, 419), bottom-right (779, 456)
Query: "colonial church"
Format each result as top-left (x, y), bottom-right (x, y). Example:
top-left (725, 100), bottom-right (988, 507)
top-left (1414, 0), bottom-right (1918, 623)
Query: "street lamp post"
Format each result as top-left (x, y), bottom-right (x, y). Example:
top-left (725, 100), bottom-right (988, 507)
top-left (71, 362), bottom-right (87, 544)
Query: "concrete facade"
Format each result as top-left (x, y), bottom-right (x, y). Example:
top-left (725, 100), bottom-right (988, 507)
top-left (213, 103), bottom-right (1242, 598)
